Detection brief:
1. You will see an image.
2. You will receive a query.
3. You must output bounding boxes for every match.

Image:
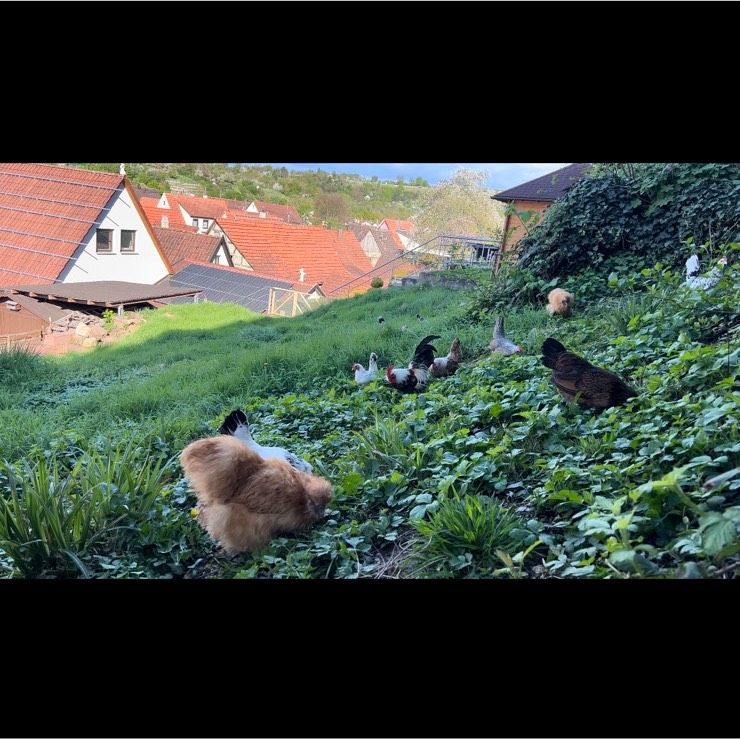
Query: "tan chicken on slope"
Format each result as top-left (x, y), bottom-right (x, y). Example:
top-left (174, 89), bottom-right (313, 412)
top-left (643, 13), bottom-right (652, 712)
top-left (181, 435), bottom-right (332, 554)
top-left (430, 337), bottom-right (462, 377)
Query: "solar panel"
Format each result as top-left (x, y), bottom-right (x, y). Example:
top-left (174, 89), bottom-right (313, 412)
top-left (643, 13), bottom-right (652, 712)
top-left (169, 264), bottom-right (293, 313)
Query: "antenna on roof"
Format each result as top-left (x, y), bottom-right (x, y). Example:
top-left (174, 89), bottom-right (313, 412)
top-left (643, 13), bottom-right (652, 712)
top-left (119, 163), bottom-right (126, 176)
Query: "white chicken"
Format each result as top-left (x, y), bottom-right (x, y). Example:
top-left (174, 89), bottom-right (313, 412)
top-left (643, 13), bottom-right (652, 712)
top-left (218, 409), bottom-right (313, 474)
top-left (685, 254), bottom-right (727, 290)
top-left (490, 316), bottom-right (524, 355)
top-left (351, 352), bottom-right (378, 385)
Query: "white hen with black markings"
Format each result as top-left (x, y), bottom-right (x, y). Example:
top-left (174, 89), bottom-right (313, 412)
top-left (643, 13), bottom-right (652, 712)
top-left (219, 409), bottom-right (313, 474)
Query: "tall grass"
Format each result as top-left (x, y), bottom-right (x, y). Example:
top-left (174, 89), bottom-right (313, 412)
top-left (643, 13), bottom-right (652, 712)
top-left (0, 344), bottom-right (45, 385)
top-left (413, 494), bottom-right (525, 566)
top-left (0, 440), bottom-right (174, 577)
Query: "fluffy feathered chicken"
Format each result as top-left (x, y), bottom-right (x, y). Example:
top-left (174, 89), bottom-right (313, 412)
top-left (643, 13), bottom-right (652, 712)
top-left (352, 352), bottom-right (378, 384)
top-left (430, 337), bottom-right (462, 377)
top-left (181, 435), bottom-right (332, 554)
top-left (490, 316), bottom-right (523, 355)
top-left (219, 409), bottom-right (313, 474)
top-left (546, 288), bottom-right (574, 317)
top-left (386, 334), bottom-right (440, 392)
top-left (541, 338), bottom-right (638, 409)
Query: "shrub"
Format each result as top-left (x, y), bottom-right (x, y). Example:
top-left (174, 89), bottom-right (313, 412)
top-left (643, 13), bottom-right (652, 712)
top-left (518, 163), bottom-right (740, 279)
top-left (371, 277), bottom-right (384, 289)
top-left (102, 309), bottom-right (115, 332)
top-left (413, 494), bottom-right (526, 565)
top-left (465, 263), bottom-right (552, 320)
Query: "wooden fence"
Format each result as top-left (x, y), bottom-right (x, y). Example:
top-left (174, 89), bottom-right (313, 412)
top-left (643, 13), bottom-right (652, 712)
top-left (1, 329), bottom-right (43, 349)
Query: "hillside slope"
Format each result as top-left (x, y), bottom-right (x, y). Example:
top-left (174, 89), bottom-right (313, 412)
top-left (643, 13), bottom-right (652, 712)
top-left (71, 163), bottom-right (427, 224)
top-left (1, 269), bottom-right (738, 579)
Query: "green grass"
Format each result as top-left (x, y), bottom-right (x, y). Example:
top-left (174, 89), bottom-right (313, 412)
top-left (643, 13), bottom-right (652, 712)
top-left (1, 269), bottom-right (739, 579)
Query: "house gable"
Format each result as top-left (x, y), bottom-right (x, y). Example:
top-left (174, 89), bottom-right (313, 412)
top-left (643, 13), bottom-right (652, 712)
top-left (59, 183), bottom-right (170, 284)
top-left (0, 163), bottom-right (167, 287)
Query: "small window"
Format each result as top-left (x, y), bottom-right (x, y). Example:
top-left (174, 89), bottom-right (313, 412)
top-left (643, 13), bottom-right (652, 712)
top-left (96, 229), bottom-right (113, 253)
top-left (202, 219), bottom-right (209, 230)
top-left (121, 230), bottom-right (136, 253)
top-left (192, 218), bottom-right (199, 228)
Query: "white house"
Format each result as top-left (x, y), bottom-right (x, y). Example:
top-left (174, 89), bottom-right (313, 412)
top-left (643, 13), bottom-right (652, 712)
top-left (0, 163), bottom-right (172, 287)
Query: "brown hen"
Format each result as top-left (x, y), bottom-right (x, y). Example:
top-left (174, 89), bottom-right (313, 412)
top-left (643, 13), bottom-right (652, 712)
top-left (541, 338), bottom-right (637, 409)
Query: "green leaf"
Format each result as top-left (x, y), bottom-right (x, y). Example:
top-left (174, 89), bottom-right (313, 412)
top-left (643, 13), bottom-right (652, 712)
top-left (409, 504), bottom-right (430, 521)
top-left (340, 472), bottom-right (363, 496)
top-left (700, 513), bottom-right (737, 557)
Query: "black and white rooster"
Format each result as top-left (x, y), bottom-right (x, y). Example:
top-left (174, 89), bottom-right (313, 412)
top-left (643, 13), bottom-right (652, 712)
top-left (386, 334), bottom-right (440, 393)
top-left (218, 409), bottom-right (313, 473)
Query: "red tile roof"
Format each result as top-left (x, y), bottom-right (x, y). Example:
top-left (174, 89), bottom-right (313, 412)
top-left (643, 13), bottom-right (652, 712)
top-left (169, 193), bottom-right (230, 220)
top-left (381, 218), bottom-right (416, 234)
top-left (0, 162), bottom-right (125, 286)
top-left (252, 200), bottom-right (303, 224)
top-left (214, 218), bottom-right (374, 295)
top-left (139, 195), bottom-right (195, 232)
top-left (153, 227), bottom-right (224, 271)
top-left (221, 209), bottom-right (283, 224)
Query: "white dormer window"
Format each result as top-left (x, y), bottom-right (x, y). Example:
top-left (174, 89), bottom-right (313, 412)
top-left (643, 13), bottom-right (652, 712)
top-left (202, 219), bottom-right (209, 230)
top-left (192, 218), bottom-right (199, 228)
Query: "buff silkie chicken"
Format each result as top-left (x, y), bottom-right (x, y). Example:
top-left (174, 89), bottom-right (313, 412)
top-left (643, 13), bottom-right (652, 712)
top-left (490, 316), bottom-right (524, 355)
top-left (352, 352), bottom-right (378, 385)
top-left (386, 334), bottom-right (440, 393)
top-left (181, 435), bottom-right (332, 554)
top-left (541, 338), bottom-right (637, 410)
top-left (429, 337), bottom-right (462, 377)
top-left (219, 409), bottom-right (313, 473)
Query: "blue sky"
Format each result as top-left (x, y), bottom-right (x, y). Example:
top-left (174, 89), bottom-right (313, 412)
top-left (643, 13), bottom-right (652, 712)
top-left (248, 163), bottom-right (572, 190)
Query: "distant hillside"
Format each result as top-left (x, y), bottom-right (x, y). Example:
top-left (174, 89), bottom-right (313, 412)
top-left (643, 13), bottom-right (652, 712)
top-left (71, 163), bottom-right (428, 225)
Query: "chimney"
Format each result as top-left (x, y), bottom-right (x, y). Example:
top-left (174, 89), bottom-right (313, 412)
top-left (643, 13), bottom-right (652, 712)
top-left (259, 211), bottom-right (267, 219)
top-left (161, 215), bottom-right (169, 228)
top-left (299, 267), bottom-right (306, 283)
top-left (119, 163), bottom-right (126, 175)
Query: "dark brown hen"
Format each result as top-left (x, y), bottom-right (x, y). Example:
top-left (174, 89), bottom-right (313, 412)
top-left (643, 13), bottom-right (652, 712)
top-left (541, 338), bottom-right (638, 409)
